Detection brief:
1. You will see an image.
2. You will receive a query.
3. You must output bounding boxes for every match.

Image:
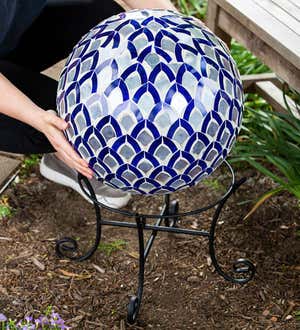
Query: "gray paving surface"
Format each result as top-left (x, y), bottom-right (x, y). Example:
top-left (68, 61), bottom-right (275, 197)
top-left (0, 154), bottom-right (22, 193)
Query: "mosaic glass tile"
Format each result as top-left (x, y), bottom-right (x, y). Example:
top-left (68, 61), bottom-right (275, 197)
top-left (57, 9), bottom-right (244, 195)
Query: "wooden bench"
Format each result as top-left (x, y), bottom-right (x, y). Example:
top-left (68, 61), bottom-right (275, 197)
top-left (206, 0), bottom-right (300, 117)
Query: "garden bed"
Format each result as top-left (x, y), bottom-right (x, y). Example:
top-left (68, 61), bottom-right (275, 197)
top-left (0, 163), bottom-right (299, 329)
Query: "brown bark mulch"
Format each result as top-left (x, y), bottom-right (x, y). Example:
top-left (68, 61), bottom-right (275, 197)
top-left (0, 164), bottom-right (299, 329)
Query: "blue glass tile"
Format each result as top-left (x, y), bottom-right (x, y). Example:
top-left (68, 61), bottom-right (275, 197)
top-left (66, 60), bottom-right (80, 84)
top-left (155, 30), bottom-right (179, 48)
top-left (149, 63), bottom-right (175, 83)
top-left (120, 114), bottom-right (135, 132)
top-left (129, 27), bottom-right (155, 42)
top-left (177, 63), bottom-right (201, 83)
top-left (229, 100), bottom-right (242, 122)
top-left (112, 135), bottom-right (141, 154)
top-left (148, 136), bottom-right (177, 156)
top-left (131, 152), bottom-right (160, 174)
top-left (107, 175), bottom-right (130, 189)
top-left (153, 17), bottom-right (169, 28)
top-left (96, 116), bottom-right (122, 137)
top-left (122, 169), bottom-right (138, 182)
top-left (95, 58), bottom-right (119, 80)
top-left (184, 159), bottom-right (207, 176)
top-left (65, 82), bottom-right (81, 105)
top-left (154, 145), bottom-right (171, 161)
top-left (149, 165), bottom-right (177, 180)
top-left (171, 26), bottom-right (192, 36)
top-left (117, 164), bottom-right (143, 179)
top-left (98, 147), bottom-right (123, 166)
top-left (219, 69), bottom-right (234, 92)
top-left (135, 177), bottom-right (160, 192)
top-left (78, 144), bottom-right (90, 159)
top-left (137, 159), bottom-right (154, 174)
top-left (137, 45), bottom-right (152, 62)
top-left (115, 19), bottom-right (132, 31)
top-left (165, 83), bottom-right (193, 105)
top-left (128, 41), bottom-right (138, 58)
top-left (131, 120), bottom-right (160, 139)
top-left (154, 46), bottom-right (172, 62)
top-left (185, 132), bottom-right (209, 153)
top-left (141, 16), bottom-right (154, 26)
top-left (136, 129), bottom-right (154, 147)
top-left (121, 63), bottom-right (147, 84)
top-left (175, 43), bottom-right (198, 62)
top-left (167, 174), bottom-right (191, 189)
top-left (168, 150), bottom-right (194, 168)
top-left (211, 154), bottom-right (224, 168)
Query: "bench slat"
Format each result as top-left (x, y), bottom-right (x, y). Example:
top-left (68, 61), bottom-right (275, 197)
top-left (271, 0), bottom-right (300, 22)
top-left (253, 0), bottom-right (300, 36)
top-left (288, 0), bottom-right (300, 10)
top-left (215, 0), bottom-right (300, 70)
top-left (218, 9), bottom-right (300, 91)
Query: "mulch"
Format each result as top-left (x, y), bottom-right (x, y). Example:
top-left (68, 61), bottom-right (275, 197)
top-left (0, 163), bottom-right (299, 329)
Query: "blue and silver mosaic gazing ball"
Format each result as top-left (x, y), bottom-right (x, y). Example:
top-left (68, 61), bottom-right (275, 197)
top-left (57, 9), bottom-right (243, 195)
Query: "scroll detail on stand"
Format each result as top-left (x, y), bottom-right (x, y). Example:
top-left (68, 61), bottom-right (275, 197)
top-left (56, 160), bottom-right (256, 324)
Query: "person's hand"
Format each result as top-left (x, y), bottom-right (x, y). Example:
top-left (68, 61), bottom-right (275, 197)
top-left (39, 110), bottom-right (93, 179)
top-left (0, 74), bottom-right (92, 179)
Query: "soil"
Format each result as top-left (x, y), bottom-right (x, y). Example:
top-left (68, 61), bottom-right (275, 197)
top-left (0, 163), bottom-right (299, 330)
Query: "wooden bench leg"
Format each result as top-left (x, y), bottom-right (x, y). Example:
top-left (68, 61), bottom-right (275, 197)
top-left (206, 0), bottom-right (231, 48)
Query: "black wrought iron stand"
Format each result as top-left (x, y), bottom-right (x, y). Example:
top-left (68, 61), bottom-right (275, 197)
top-left (55, 161), bottom-right (256, 324)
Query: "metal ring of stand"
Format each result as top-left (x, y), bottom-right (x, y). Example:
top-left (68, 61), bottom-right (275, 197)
top-left (55, 160), bottom-right (256, 324)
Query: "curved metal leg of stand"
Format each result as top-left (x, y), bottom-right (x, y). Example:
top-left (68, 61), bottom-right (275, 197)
top-left (56, 174), bottom-right (102, 262)
top-left (127, 216), bottom-right (145, 324)
top-left (209, 178), bottom-right (256, 284)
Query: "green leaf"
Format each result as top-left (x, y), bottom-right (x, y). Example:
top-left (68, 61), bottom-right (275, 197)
top-left (244, 187), bottom-right (284, 220)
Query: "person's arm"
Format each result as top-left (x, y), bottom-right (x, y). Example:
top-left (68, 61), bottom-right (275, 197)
top-left (121, 0), bottom-right (178, 11)
top-left (0, 73), bottom-right (93, 178)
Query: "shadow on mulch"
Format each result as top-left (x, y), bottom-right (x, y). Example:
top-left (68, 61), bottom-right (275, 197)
top-left (0, 164), bottom-right (299, 329)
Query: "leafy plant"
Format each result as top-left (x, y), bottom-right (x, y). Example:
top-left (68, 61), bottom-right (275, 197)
top-left (20, 154), bottom-right (41, 178)
top-left (0, 196), bottom-right (13, 220)
top-left (175, 0), bottom-right (300, 216)
top-left (231, 40), bottom-right (270, 75)
top-left (231, 97), bottom-right (300, 218)
top-left (177, 0), bottom-right (207, 19)
top-left (0, 306), bottom-right (68, 329)
top-left (201, 178), bottom-right (223, 191)
top-left (98, 239), bottom-right (128, 256)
